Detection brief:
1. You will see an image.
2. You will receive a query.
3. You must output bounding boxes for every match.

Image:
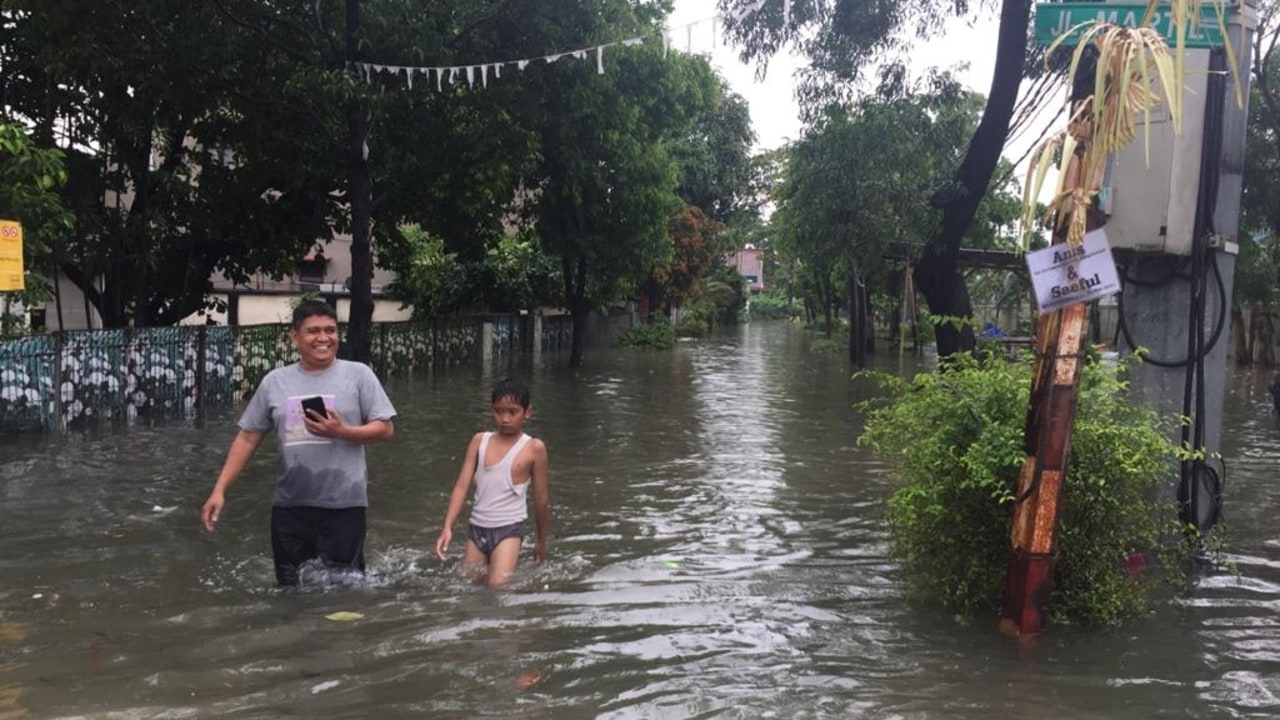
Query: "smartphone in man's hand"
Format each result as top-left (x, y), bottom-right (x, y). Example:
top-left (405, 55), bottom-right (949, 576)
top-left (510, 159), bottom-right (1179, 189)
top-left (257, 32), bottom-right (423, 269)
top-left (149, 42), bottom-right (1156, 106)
top-left (300, 395), bottom-right (328, 420)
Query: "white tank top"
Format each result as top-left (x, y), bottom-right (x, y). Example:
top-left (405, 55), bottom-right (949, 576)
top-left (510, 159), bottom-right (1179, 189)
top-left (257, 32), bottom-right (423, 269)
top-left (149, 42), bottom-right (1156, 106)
top-left (470, 432), bottom-right (533, 528)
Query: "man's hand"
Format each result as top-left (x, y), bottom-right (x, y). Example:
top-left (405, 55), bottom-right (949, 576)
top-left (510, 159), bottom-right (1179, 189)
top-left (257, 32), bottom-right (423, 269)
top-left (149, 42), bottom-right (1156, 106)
top-left (201, 492), bottom-right (225, 532)
top-left (533, 538), bottom-right (548, 563)
top-left (435, 528), bottom-right (452, 560)
top-left (304, 407), bottom-right (346, 439)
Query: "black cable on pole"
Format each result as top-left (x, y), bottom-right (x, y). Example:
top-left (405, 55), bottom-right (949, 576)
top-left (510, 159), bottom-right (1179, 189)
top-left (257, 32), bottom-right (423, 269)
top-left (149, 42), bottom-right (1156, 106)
top-left (1114, 248), bottom-right (1227, 368)
top-left (1178, 47), bottom-right (1228, 533)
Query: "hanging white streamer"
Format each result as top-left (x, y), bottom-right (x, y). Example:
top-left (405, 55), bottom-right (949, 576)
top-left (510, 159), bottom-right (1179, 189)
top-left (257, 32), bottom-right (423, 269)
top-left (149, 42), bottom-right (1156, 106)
top-left (353, 20), bottom-right (706, 92)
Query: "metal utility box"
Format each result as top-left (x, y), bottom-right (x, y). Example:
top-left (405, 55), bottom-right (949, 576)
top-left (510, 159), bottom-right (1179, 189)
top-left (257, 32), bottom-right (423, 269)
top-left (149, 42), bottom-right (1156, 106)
top-left (1098, 48), bottom-right (1211, 256)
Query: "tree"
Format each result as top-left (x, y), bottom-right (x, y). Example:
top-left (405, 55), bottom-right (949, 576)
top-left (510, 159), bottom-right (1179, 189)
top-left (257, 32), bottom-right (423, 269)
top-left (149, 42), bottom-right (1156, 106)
top-left (722, 0), bottom-right (1034, 356)
top-left (217, 0), bottom-right (578, 356)
top-left (3, 0), bottom-right (336, 328)
top-left (1235, 4), bottom-right (1280, 365)
top-left (0, 122), bottom-right (73, 333)
top-left (669, 86), bottom-right (759, 224)
top-left (773, 65), bottom-right (979, 364)
top-left (648, 76), bottom-right (760, 324)
top-left (513, 3), bottom-right (718, 367)
top-left (646, 203), bottom-right (729, 315)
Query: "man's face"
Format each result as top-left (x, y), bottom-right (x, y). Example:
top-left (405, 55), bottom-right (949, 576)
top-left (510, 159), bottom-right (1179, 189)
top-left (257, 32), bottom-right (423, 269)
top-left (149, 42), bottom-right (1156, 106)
top-left (292, 314), bottom-right (339, 369)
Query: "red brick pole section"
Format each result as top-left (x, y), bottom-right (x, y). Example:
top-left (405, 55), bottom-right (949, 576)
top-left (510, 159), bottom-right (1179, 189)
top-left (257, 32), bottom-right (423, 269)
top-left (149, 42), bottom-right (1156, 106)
top-left (999, 299), bottom-right (1089, 637)
top-left (1000, 69), bottom-right (1098, 635)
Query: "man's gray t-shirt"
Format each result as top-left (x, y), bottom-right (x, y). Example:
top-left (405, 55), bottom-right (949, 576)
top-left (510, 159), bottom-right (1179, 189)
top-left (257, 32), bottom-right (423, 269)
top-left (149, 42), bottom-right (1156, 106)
top-left (238, 359), bottom-right (397, 508)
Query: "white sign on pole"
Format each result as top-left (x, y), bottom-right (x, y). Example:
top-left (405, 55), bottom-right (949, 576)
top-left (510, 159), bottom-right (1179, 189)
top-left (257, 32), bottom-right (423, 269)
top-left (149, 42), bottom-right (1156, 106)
top-left (1025, 228), bottom-right (1121, 315)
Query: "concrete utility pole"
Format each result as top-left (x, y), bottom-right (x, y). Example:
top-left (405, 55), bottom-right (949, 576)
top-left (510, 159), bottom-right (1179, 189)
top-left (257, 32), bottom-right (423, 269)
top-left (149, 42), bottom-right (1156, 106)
top-left (1114, 2), bottom-right (1255, 534)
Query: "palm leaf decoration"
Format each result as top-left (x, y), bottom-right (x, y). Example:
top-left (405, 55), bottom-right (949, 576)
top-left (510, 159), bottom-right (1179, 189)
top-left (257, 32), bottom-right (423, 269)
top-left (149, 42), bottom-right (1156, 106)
top-left (1020, 0), bottom-right (1240, 250)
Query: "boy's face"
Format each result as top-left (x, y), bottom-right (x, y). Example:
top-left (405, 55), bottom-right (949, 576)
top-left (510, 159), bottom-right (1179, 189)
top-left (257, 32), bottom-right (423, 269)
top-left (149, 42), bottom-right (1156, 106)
top-left (491, 395), bottom-right (531, 436)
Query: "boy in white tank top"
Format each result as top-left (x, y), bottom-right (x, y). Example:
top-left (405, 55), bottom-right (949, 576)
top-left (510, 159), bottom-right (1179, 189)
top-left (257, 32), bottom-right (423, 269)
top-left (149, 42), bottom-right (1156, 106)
top-left (435, 379), bottom-right (550, 587)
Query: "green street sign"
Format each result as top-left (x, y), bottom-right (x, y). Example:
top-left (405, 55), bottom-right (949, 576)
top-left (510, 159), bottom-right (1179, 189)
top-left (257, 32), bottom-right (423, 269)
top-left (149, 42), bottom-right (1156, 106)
top-left (1034, 3), bottom-right (1229, 48)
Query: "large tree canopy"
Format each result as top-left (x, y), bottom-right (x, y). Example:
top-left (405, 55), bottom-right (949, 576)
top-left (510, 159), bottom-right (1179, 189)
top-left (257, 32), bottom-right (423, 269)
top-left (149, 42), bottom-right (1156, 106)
top-left (0, 122), bottom-right (73, 332)
top-left (3, 0), bottom-right (757, 369)
top-left (773, 64), bottom-right (985, 361)
top-left (721, 0), bottom-right (1031, 356)
top-left (510, 1), bottom-right (718, 366)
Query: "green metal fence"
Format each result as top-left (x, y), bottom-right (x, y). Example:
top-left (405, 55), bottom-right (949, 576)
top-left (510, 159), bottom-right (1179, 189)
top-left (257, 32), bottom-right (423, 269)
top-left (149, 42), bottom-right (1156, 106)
top-left (0, 314), bottom-right (553, 432)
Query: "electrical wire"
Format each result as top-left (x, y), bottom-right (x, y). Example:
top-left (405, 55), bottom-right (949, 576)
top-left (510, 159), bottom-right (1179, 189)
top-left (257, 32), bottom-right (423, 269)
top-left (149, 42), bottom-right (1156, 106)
top-left (1179, 49), bottom-right (1228, 534)
top-left (1108, 49), bottom-right (1228, 535)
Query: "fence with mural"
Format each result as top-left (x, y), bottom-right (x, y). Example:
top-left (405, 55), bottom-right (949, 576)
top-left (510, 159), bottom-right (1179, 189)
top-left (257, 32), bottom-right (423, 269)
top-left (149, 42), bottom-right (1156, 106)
top-left (0, 313), bottom-right (573, 432)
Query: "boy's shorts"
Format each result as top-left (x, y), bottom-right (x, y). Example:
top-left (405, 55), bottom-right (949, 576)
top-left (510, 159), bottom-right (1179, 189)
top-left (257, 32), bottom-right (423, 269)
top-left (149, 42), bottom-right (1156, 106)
top-left (468, 521), bottom-right (525, 558)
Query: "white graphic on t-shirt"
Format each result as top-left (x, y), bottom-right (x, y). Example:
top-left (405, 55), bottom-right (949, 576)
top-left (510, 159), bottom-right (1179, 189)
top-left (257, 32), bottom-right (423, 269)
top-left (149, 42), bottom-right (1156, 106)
top-left (284, 394), bottom-right (335, 446)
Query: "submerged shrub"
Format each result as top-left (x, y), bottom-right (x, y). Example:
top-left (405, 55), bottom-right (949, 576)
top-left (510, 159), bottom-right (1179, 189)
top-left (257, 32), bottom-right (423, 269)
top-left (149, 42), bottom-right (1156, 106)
top-left (810, 337), bottom-right (846, 354)
top-left (858, 351), bottom-right (1190, 626)
top-left (749, 292), bottom-right (796, 320)
top-left (616, 322), bottom-right (676, 350)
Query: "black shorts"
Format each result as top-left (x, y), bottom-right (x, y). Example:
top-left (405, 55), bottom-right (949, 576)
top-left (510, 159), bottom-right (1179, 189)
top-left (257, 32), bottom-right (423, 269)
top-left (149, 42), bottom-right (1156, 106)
top-left (271, 506), bottom-right (366, 587)
top-left (467, 521), bottom-right (525, 558)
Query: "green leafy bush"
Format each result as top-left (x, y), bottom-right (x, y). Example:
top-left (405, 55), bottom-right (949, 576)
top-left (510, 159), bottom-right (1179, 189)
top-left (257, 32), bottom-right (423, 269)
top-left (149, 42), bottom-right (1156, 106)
top-left (802, 317), bottom-right (848, 334)
top-left (858, 352), bottom-right (1189, 626)
top-left (809, 337), bottom-right (846, 354)
top-left (749, 291), bottom-right (795, 320)
top-left (616, 322), bottom-right (676, 350)
top-left (384, 226), bottom-right (465, 318)
top-left (676, 301), bottom-right (716, 338)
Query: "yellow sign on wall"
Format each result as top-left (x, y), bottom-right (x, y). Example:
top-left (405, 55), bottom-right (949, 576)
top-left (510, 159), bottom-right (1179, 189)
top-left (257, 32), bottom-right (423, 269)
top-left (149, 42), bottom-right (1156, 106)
top-left (0, 220), bottom-right (23, 291)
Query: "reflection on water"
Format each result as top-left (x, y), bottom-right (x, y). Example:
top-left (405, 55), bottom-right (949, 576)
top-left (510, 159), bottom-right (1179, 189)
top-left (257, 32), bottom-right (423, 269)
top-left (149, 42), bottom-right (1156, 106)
top-left (1, 323), bottom-right (1280, 718)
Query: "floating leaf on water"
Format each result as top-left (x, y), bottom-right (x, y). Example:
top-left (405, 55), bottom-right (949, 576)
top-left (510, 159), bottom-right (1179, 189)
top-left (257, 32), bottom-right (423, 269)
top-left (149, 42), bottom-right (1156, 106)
top-left (0, 623), bottom-right (29, 644)
top-left (663, 561), bottom-right (680, 569)
top-left (324, 611), bottom-right (364, 622)
top-left (514, 669), bottom-right (542, 691)
top-left (0, 682), bottom-right (29, 719)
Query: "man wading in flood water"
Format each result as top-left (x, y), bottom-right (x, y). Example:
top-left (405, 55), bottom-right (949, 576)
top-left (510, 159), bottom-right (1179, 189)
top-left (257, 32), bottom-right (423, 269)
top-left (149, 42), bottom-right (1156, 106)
top-left (200, 301), bottom-right (397, 586)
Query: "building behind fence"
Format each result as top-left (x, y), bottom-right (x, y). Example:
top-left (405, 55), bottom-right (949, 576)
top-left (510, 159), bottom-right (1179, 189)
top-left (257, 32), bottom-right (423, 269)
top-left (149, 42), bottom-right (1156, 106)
top-left (0, 313), bottom-right (575, 432)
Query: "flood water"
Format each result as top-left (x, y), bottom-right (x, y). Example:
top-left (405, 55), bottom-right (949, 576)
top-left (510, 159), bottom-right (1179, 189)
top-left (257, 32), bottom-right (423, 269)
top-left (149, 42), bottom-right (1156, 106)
top-left (2, 321), bottom-right (1280, 719)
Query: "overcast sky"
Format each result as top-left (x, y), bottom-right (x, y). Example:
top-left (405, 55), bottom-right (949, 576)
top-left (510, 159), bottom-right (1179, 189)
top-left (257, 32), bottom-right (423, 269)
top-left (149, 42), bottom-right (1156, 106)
top-left (665, 1), bottom-right (1037, 155)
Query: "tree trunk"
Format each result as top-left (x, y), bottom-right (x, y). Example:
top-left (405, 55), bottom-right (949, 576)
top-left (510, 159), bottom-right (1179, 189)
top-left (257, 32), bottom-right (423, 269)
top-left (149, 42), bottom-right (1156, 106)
top-left (1232, 307), bottom-right (1249, 366)
top-left (847, 264), bottom-right (867, 367)
top-left (1254, 311), bottom-right (1275, 367)
top-left (569, 300), bottom-right (588, 368)
top-left (343, 0), bottom-right (374, 364)
top-left (920, 0), bottom-right (1033, 358)
top-left (819, 277), bottom-right (833, 337)
top-left (1245, 305), bottom-right (1257, 362)
top-left (563, 254), bottom-right (589, 368)
top-left (887, 268), bottom-right (903, 347)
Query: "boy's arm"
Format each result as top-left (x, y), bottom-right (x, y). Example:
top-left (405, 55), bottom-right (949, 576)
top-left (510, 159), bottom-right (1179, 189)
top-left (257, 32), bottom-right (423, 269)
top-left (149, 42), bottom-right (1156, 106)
top-left (435, 433), bottom-right (482, 559)
top-left (530, 439), bottom-right (550, 562)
